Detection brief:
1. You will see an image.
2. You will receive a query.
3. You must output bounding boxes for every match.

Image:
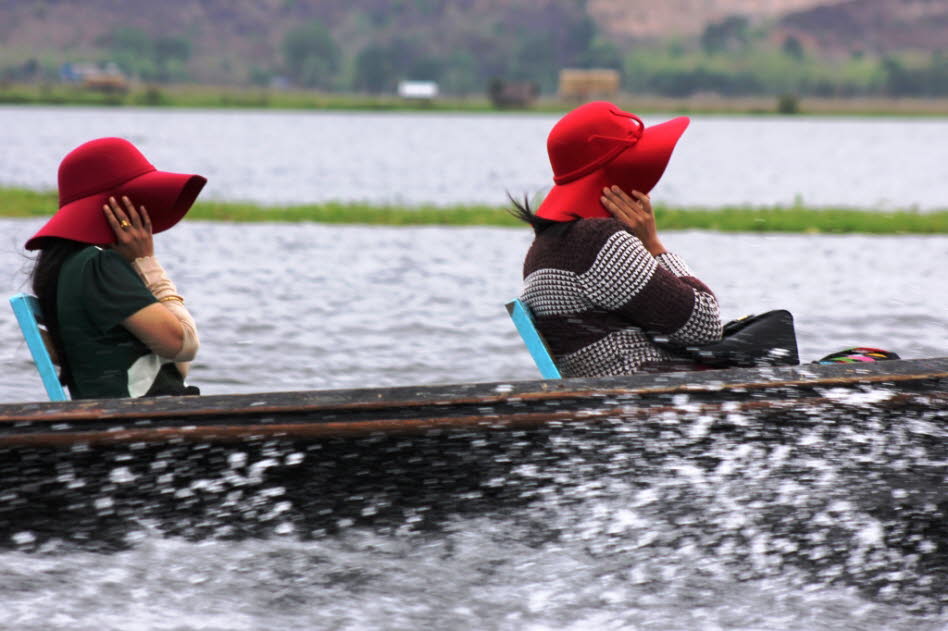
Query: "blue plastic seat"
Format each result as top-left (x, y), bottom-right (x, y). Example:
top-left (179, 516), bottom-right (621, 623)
top-left (506, 299), bottom-right (562, 379)
top-left (9, 293), bottom-right (69, 401)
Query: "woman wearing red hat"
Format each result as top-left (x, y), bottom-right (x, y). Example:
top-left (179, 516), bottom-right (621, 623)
top-left (26, 137), bottom-right (206, 399)
top-left (512, 101), bottom-right (723, 377)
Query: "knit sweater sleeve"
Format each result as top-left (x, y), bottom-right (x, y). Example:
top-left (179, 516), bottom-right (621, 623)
top-left (656, 252), bottom-right (715, 294)
top-left (576, 225), bottom-right (722, 344)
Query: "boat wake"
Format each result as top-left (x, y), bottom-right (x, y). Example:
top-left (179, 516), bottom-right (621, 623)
top-left (0, 383), bottom-right (945, 622)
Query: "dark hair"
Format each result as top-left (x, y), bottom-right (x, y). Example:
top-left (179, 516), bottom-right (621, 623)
top-left (30, 237), bottom-right (86, 388)
top-left (506, 193), bottom-right (573, 235)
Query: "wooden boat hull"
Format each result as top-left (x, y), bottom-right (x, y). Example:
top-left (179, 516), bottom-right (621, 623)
top-left (0, 357), bottom-right (946, 447)
top-left (0, 356), bottom-right (945, 606)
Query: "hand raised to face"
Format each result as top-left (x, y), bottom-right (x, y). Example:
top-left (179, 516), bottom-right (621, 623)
top-left (600, 186), bottom-right (667, 256)
top-left (102, 195), bottom-right (155, 262)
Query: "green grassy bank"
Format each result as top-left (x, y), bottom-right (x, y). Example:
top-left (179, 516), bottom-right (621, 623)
top-left (5, 83), bottom-right (948, 117)
top-left (0, 83), bottom-right (506, 112)
top-left (2, 187), bottom-right (946, 234)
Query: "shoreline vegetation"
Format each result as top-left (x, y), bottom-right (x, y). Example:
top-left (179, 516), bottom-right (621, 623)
top-left (2, 187), bottom-right (946, 234)
top-left (4, 83), bottom-right (948, 117)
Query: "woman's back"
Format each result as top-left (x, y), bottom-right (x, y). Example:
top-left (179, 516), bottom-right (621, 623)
top-left (521, 217), bottom-right (721, 377)
top-left (27, 137), bottom-right (206, 399)
top-left (57, 246), bottom-right (187, 398)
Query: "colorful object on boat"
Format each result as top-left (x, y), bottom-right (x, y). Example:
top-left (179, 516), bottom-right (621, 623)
top-left (9, 293), bottom-right (68, 401)
top-left (505, 299), bottom-right (562, 379)
top-left (817, 347), bottom-right (901, 364)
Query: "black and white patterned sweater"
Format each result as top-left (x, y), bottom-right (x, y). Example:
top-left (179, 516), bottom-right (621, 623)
top-left (520, 218), bottom-right (723, 377)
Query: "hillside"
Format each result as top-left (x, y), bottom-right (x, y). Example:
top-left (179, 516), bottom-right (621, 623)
top-left (0, 0), bottom-right (853, 51)
top-left (778, 0), bottom-right (948, 53)
top-left (2, 0), bottom-right (948, 98)
top-left (588, 0), bottom-right (843, 41)
top-left (0, 0), bottom-right (595, 87)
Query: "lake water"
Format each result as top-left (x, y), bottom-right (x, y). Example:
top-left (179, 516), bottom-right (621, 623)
top-left (2, 219), bottom-right (946, 400)
top-left (1, 106), bottom-right (947, 630)
top-left (1, 106), bottom-right (948, 209)
top-left (1, 218), bottom-right (946, 629)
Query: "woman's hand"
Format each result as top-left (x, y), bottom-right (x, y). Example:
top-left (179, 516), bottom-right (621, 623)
top-left (600, 186), bottom-right (667, 256)
top-left (103, 195), bottom-right (154, 261)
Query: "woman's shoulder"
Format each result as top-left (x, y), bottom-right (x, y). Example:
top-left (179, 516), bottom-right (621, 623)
top-left (565, 217), bottom-right (628, 248)
top-left (58, 245), bottom-right (98, 278)
top-left (526, 217), bottom-right (629, 274)
top-left (62, 246), bottom-right (142, 288)
top-left (533, 218), bottom-right (627, 250)
top-left (577, 217), bottom-right (625, 233)
top-left (63, 245), bottom-right (121, 267)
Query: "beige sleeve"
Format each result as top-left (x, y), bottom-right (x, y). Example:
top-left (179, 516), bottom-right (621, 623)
top-left (131, 256), bottom-right (200, 362)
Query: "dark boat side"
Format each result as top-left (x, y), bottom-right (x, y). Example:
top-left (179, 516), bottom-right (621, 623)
top-left (1, 355), bottom-right (945, 610)
top-left (1, 357), bottom-right (945, 447)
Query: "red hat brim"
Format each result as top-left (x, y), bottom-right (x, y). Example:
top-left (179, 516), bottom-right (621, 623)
top-left (25, 169), bottom-right (206, 250)
top-left (537, 116), bottom-right (690, 222)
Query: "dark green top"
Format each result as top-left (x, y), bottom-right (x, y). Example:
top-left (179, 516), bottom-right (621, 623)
top-left (57, 246), bottom-right (184, 399)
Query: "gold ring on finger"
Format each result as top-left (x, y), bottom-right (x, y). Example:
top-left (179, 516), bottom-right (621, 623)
top-left (120, 220), bottom-right (131, 229)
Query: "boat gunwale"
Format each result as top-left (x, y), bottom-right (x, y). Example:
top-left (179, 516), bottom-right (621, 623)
top-left (0, 357), bottom-right (945, 427)
top-left (0, 389), bottom-right (943, 448)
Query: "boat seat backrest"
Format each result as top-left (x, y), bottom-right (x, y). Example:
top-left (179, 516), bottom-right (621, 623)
top-left (9, 293), bottom-right (69, 401)
top-left (505, 299), bottom-right (562, 379)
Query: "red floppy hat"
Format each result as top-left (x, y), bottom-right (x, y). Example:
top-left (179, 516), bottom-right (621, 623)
top-left (536, 101), bottom-right (689, 222)
top-left (25, 137), bottom-right (206, 250)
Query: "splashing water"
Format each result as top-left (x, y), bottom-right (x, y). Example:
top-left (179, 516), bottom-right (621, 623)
top-left (0, 387), bottom-right (945, 629)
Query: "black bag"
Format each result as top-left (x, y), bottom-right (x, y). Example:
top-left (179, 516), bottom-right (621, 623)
top-left (652, 309), bottom-right (800, 368)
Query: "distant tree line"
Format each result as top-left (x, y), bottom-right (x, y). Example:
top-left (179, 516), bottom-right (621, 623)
top-left (881, 53), bottom-right (948, 97)
top-left (6, 10), bottom-right (948, 101)
top-left (1, 26), bottom-right (191, 85)
top-left (624, 16), bottom-right (948, 99)
top-left (266, 14), bottom-right (948, 99)
top-left (272, 12), bottom-right (622, 96)
top-left (102, 27), bottom-right (191, 83)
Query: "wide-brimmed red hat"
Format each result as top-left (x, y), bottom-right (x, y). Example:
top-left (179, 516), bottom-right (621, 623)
top-left (536, 101), bottom-right (689, 222)
top-left (25, 137), bottom-right (206, 250)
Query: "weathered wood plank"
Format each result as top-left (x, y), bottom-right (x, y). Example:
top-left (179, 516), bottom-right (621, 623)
top-left (0, 357), bottom-right (944, 447)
